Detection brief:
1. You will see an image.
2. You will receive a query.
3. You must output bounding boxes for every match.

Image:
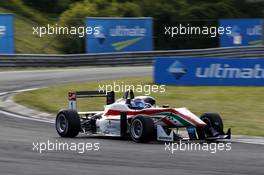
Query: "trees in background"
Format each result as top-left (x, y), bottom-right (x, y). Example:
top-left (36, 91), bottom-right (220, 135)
top-left (22, 0), bottom-right (82, 13)
top-left (57, 0), bottom-right (247, 53)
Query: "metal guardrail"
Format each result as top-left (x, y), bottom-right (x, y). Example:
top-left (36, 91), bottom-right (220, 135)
top-left (0, 46), bottom-right (264, 67)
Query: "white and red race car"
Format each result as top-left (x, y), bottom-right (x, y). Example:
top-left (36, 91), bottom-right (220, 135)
top-left (55, 90), bottom-right (231, 142)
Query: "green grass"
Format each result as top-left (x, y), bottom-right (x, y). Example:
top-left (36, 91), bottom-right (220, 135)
top-left (0, 7), bottom-right (62, 54)
top-left (14, 77), bottom-right (264, 136)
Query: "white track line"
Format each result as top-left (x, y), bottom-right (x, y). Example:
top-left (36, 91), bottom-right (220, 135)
top-left (0, 88), bottom-right (41, 97)
top-left (0, 110), bottom-right (53, 124)
top-left (0, 87), bottom-right (53, 124)
top-left (232, 138), bottom-right (264, 145)
top-left (0, 92), bottom-right (8, 96)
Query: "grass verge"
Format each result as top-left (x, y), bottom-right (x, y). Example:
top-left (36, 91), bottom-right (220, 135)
top-left (14, 77), bottom-right (264, 136)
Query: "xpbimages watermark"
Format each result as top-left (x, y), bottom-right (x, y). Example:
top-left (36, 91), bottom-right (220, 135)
top-left (32, 140), bottom-right (100, 154)
top-left (32, 24), bottom-right (100, 38)
top-left (164, 24), bottom-right (232, 38)
top-left (98, 82), bottom-right (166, 95)
top-left (164, 141), bottom-right (232, 154)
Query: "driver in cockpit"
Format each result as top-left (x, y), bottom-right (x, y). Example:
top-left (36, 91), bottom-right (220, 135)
top-left (129, 96), bottom-right (156, 109)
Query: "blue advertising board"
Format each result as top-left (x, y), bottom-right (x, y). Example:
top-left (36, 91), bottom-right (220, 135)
top-left (219, 19), bottom-right (263, 47)
top-left (86, 17), bottom-right (153, 53)
top-left (0, 14), bottom-right (14, 54)
top-left (155, 57), bottom-right (264, 86)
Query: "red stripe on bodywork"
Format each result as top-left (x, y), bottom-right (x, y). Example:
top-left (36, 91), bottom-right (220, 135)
top-left (104, 108), bottom-right (205, 127)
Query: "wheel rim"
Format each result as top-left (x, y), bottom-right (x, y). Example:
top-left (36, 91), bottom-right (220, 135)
top-left (131, 119), bottom-right (143, 139)
top-left (56, 114), bottom-right (68, 133)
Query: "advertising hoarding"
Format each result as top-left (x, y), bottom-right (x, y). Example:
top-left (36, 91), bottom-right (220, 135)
top-left (0, 14), bottom-right (14, 54)
top-left (219, 19), bottom-right (263, 47)
top-left (155, 57), bottom-right (264, 86)
top-left (86, 17), bottom-right (153, 53)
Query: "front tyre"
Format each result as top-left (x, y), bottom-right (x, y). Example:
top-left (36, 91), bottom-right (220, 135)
top-left (129, 116), bottom-right (154, 143)
top-left (200, 112), bottom-right (224, 137)
top-left (56, 109), bottom-right (80, 138)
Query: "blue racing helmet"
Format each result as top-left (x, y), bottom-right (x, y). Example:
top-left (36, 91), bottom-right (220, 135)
top-left (130, 98), bottom-right (145, 109)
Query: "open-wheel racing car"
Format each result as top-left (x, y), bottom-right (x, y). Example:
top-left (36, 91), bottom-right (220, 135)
top-left (55, 90), bottom-right (231, 143)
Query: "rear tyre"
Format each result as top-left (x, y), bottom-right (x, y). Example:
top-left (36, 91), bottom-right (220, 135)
top-left (56, 109), bottom-right (80, 138)
top-left (200, 113), bottom-right (224, 137)
top-left (129, 116), bottom-right (154, 143)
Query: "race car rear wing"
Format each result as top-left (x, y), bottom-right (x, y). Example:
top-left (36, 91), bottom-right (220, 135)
top-left (68, 91), bottom-right (115, 110)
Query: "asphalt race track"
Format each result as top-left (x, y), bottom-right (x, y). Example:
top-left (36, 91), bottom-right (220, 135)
top-left (0, 67), bottom-right (263, 175)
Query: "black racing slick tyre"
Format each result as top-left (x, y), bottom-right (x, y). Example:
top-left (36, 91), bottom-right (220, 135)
top-left (55, 109), bottom-right (80, 138)
top-left (200, 113), bottom-right (224, 137)
top-left (129, 116), bottom-right (154, 143)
